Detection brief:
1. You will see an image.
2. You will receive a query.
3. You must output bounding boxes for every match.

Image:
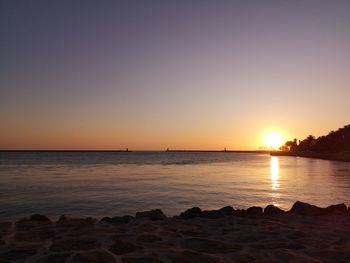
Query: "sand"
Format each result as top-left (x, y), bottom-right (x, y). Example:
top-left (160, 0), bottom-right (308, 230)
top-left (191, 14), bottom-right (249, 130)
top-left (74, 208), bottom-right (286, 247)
top-left (0, 202), bottom-right (349, 263)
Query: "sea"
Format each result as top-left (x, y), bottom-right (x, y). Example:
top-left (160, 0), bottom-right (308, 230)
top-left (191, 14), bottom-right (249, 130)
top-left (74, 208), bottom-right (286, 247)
top-left (0, 151), bottom-right (349, 220)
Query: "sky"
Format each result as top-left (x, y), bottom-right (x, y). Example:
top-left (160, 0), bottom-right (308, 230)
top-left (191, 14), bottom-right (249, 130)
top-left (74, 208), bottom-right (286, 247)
top-left (1, 0), bottom-right (349, 150)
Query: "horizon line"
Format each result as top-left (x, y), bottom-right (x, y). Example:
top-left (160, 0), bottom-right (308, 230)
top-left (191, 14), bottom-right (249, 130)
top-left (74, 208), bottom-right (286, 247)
top-left (0, 149), bottom-right (271, 153)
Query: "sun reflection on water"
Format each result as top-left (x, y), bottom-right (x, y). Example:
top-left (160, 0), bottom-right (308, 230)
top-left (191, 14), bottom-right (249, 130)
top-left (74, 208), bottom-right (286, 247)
top-left (270, 156), bottom-right (280, 191)
top-left (270, 156), bottom-right (281, 206)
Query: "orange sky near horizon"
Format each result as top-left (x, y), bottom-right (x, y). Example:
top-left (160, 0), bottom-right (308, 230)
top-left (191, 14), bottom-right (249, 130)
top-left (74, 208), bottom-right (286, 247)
top-left (1, 118), bottom-right (347, 150)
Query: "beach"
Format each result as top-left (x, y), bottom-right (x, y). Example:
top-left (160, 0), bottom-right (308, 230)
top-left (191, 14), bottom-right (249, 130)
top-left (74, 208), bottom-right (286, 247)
top-left (0, 201), bottom-right (349, 263)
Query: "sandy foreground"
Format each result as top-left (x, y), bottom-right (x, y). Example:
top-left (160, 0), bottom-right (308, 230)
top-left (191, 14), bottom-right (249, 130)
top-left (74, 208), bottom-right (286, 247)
top-left (0, 202), bottom-right (349, 263)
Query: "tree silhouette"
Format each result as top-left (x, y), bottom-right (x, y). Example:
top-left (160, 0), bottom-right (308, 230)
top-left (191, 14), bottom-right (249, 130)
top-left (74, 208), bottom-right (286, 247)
top-left (280, 125), bottom-right (350, 153)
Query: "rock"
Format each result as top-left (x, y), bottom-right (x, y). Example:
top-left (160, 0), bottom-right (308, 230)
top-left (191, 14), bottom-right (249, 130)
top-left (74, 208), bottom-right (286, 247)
top-left (233, 254), bottom-right (265, 263)
top-left (201, 210), bottom-right (223, 219)
top-left (180, 230), bottom-right (210, 238)
top-left (158, 230), bottom-right (181, 239)
top-left (219, 206), bottom-right (235, 216)
top-left (110, 234), bottom-right (132, 240)
top-left (14, 227), bottom-right (55, 242)
top-left (168, 250), bottom-right (219, 263)
top-left (70, 250), bottom-right (116, 263)
top-left (137, 234), bottom-right (162, 243)
top-left (33, 253), bottom-right (72, 263)
top-left (50, 237), bottom-right (99, 252)
top-left (325, 203), bottom-right (347, 215)
top-left (181, 238), bottom-right (241, 253)
top-left (57, 215), bottom-right (96, 227)
top-left (122, 257), bottom-right (164, 263)
top-left (290, 201), bottom-right (324, 216)
top-left (0, 248), bottom-right (37, 261)
top-left (264, 205), bottom-right (285, 215)
top-left (15, 218), bottom-right (42, 231)
top-left (108, 240), bottom-right (142, 255)
top-left (30, 214), bottom-right (51, 222)
top-left (136, 209), bottom-right (166, 221)
top-left (64, 227), bottom-right (100, 238)
top-left (0, 222), bottom-right (12, 232)
top-left (232, 209), bottom-right (247, 217)
top-left (101, 216), bottom-right (133, 225)
top-left (179, 207), bottom-right (202, 219)
top-left (273, 250), bottom-right (321, 263)
top-left (254, 241), bottom-right (306, 250)
top-left (246, 206), bottom-right (263, 215)
top-left (283, 242), bottom-right (307, 250)
top-left (287, 230), bottom-right (309, 239)
top-left (332, 237), bottom-right (348, 245)
top-left (15, 217), bottom-right (37, 231)
top-left (137, 223), bottom-right (158, 232)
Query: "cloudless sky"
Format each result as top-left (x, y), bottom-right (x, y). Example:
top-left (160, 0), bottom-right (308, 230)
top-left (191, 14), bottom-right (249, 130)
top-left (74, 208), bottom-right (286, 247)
top-left (1, 0), bottom-right (349, 150)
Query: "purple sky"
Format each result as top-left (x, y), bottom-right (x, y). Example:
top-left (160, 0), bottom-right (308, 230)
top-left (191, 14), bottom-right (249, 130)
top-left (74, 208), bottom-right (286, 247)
top-left (1, 1), bottom-right (350, 150)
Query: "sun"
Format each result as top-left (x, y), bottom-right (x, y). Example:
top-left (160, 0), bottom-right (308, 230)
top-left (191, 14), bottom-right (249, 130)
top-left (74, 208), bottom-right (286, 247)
top-left (264, 132), bottom-right (285, 150)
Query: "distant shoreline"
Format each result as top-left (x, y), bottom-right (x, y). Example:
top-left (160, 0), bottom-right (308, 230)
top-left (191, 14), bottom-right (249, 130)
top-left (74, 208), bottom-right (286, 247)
top-left (0, 150), bottom-right (270, 154)
top-left (165, 150), bottom-right (269, 153)
top-left (271, 151), bottom-right (350, 162)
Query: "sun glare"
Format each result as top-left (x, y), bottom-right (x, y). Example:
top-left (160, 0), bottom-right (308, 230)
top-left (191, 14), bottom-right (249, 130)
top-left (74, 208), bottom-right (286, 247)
top-left (264, 132), bottom-right (285, 150)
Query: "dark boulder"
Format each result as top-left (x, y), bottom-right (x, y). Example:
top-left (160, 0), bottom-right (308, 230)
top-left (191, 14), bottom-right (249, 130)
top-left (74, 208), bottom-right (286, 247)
top-left (100, 215), bottom-right (133, 225)
top-left (15, 218), bottom-right (48, 231)
top-left (0, 222), bottom-right (12, 232)
top-left (50, 237), bottom-right (99, 252)
top-left (57, 215), bottom-right (96, 227)
top-left (108, 240), bottom-right (141, 255)
top-left (264, 205), bottom-right (285, 215)
top-left (181, 238), bottom-right (242, 253)
top-left (14, 227), bottom-right (55, 242)
top-left (136, 209), bottom-right (166, 221)
top-left (30, 214), bottom-right (51, 222)
top-left (122, 256), bottom-right (164, 263)
top-left (0, 247), bottom-right (37, 261)
top-left (179, 207), bottom-right (202, 219)
top-left (137, 234), bottom-right (162, 243)
top-left (70, 250), bottom-right (115, 263)
top-left (325, 204), bottom-right (347, 215)
top-left (232, 209), bottom-right (247, 217)
top-left (219, 206), bottom-right (235, 216)
top-left (201, 210), bottom-right (223, 219)
top-left (167, 250), bottom-right (220, 263)
top-left (290, 201), bottom-right (324, 216)
top-left (246, 206), bottom-right (263, 215)
top-left (14, 219), bottom-right (31, 231)
top-left (32, 253), bottom-right (72, 263)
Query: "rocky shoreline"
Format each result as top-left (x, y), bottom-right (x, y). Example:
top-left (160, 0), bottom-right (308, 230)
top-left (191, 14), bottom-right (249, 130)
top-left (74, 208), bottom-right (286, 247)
top-left (0, 201), bottom-right (349, 263)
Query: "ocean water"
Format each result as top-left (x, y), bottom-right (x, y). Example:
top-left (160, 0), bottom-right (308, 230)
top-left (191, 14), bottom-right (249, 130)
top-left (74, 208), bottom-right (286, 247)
top-left (0, 151), bottom-right (349, 220)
